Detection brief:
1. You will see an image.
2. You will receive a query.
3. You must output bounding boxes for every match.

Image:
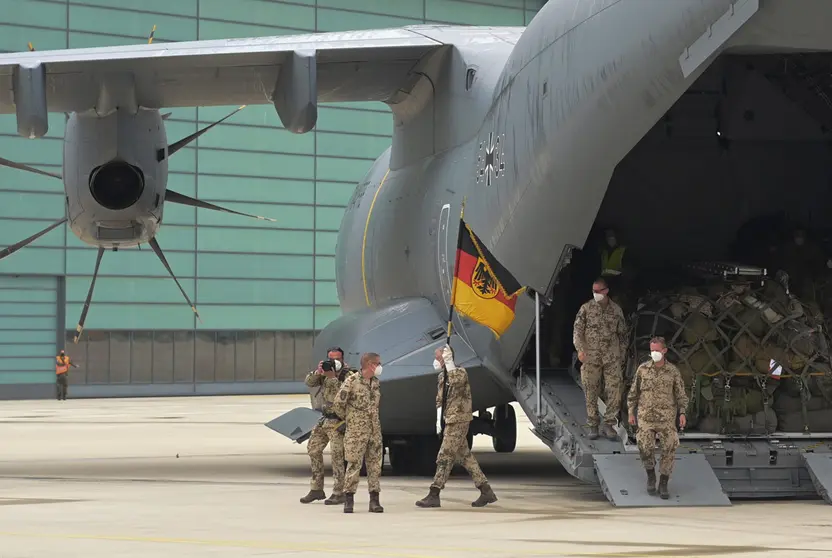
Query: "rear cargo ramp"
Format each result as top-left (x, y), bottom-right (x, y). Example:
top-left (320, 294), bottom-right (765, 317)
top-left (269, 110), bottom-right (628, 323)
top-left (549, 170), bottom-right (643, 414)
top-left (594, 453), bottom-right (730, 507)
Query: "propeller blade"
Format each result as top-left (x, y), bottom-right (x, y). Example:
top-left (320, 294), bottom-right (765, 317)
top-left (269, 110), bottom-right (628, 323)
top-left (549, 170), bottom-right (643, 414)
top-left (161, 112), bottom-right (172, 120)
top-left (148, 237), bottom-right (201, 323)
top-left (165, 189), bottom-right (276, 222)
top-left (157, 105), bottom-right (246, 161)
top-left (148, 25), bottom-right (156, 44)
top-left (73, 247), bottom-right (104, 344)
top-left (27, 42), bottom-right (35, 51)
top-left (0, 217), bottom-right (66, 261)
top-left (0, 156), bottom-right (62, 180)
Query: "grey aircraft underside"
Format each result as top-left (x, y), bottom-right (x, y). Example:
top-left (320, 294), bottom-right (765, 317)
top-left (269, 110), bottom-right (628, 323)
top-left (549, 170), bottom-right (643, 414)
top-left (3, 0), bottom-right (832, 506)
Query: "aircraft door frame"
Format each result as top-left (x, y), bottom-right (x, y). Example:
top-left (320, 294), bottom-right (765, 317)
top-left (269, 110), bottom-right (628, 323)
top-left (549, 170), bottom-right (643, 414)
top-left (437, 203), bottom-right (451, 309)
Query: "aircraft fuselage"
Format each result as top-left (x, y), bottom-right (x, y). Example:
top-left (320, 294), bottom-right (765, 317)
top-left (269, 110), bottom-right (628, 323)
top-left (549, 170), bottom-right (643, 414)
top-left (319, 0), bottom-right (832, 437)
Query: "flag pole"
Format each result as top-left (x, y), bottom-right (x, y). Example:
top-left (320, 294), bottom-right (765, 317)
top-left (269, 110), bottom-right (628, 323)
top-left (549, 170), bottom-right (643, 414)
top-left (440, 197), bottom-right (466, 437)
top-left (535, 289), bottom-right (541, 418)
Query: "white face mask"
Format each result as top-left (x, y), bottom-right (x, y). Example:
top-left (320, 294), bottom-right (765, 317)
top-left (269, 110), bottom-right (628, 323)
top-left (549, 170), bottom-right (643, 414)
top-left (593, 292), bottom-right (605, 302)
top-left (651, 351), bottom-right (664, 362)
top-left (433, 359), bottom-right (442, 371)
top-left (374, 364), bottom-right (383, 377)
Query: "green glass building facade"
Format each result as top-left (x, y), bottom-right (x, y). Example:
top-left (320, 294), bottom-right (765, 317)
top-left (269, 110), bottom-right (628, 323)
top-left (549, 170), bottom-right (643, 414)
top-left (0, 0), bottom-right (546, 399)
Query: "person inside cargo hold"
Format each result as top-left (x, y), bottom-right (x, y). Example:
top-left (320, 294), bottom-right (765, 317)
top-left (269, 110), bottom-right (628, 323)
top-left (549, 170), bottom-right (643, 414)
top-left (573, 277), bottom-right (628, 441)
top-left (627, 336), bottom-right (688, 500)
top-left (773, 227), bottom-right (830, 301)
top-left (600, 228), bottom-right (626, 279)
top-left (598, 228), bottom-right (636, 314)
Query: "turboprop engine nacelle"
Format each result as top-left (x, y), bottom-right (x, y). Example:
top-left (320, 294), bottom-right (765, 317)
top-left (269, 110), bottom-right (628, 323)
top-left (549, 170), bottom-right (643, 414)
top-left (63, 108), bottom-right (168, 248)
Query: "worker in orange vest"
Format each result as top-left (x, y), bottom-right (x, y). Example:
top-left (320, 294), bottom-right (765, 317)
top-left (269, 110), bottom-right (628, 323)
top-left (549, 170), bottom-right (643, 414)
top-left (55, 349), bottom-right (78, 401)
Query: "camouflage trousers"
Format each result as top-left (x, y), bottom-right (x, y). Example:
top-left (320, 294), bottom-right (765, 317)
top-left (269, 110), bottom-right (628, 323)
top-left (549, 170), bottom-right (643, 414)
top-left (581, 355), bottom-right (622, 427)
top-left (431, 421), bottom-right (488, 490)
top-left (307, 419), bottom-right (345, 493)
top-left (343, 423), bottom-right (383, 494)
top-left (636, 421), bottom-right (679, 476)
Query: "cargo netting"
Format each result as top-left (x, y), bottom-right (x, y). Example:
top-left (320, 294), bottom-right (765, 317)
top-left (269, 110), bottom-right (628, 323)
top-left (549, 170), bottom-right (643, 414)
top-left (625, 276), bottom-right (832, 435)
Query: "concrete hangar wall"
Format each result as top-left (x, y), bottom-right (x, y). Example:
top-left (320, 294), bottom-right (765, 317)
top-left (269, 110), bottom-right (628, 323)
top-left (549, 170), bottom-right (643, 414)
top-left (0, 0), bottom-right (547, 400)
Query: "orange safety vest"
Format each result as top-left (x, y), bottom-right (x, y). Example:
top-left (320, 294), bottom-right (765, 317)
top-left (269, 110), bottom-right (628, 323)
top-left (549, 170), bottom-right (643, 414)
top-left (56, 355), bottom-right (70, 375)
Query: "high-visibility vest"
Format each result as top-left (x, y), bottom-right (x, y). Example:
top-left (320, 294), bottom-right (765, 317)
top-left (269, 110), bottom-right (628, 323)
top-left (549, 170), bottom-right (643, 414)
top-left (56, 356), bottom-right (70, 375)
top-left (601, 246), bottom-right (626, 276)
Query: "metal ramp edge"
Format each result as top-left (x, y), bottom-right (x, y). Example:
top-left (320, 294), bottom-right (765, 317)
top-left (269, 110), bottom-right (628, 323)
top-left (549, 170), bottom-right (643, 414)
top-left (512, 371), bottom-right (633, 485)
top-left (594, 453), bottom-right (731, 507)
top-left (803, 454), bottom-right (832, 505)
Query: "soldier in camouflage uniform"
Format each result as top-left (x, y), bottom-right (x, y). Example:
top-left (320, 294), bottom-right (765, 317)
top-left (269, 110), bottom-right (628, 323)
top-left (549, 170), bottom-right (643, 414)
top-left (415, 345), bottom-right (497, 509)
top-left (627, 336), bottom-right (688, 499)
top-left (573, 277), bottom-right (628, 440)
top-left (300, 347), bottom-right (354, 505)
top-left (332, 352), bottom-right (384, 514)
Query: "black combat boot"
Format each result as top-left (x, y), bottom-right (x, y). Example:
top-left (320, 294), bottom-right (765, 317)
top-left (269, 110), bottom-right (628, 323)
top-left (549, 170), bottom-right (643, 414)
top-left (415, 487), bottom-right (441, 508)
top-left (369, 491), bottom-right (384, 513)
top-left (588, 426), bottom-right (599, 440)
top-left (343, 492), bottom-right (354, 513)
top-left (658, 474), bottom-right (670, 500)
top-left (299, 489), bottom-right (326, 504)
top-left (472, 483), bottom-right (498, 507)
top-left (325, 492), bottom-right (345, 505)
top-left (646, 468), bottom-right (657, 495)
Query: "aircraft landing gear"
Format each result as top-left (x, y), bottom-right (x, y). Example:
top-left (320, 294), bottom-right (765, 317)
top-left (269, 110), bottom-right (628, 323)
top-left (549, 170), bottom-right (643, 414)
top-left (387, 435), bottom-right (440, 476)
top-left (491, 404), bottom-right (517, 453)
top-left (467, 405), bottom-right (517, 453)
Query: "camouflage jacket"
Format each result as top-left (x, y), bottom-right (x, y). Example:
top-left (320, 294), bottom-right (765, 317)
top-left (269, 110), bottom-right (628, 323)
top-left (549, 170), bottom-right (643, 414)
top-left (572, 299), bottom-right (628, 361)
top-left (627, 360), bottom-right (689, 425)
top-left (332, 373), bottom-right (381, 429)
top-left (305, 368), bottom-right (354, 413)
top-left (435, 366), bottom-right (472, 424)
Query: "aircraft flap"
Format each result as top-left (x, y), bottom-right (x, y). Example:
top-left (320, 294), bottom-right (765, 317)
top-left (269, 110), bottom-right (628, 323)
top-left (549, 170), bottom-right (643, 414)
top-left (594, 453), bottom-right (731, 507)
top-left (803, 453), bottom-right (832, 505)
top-left (264, 407), bottom-right (323, 444)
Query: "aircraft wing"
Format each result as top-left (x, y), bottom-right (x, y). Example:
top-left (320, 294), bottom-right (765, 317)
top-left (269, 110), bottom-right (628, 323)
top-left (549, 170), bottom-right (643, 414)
top-left (0, 27), bottom-right (444, 130)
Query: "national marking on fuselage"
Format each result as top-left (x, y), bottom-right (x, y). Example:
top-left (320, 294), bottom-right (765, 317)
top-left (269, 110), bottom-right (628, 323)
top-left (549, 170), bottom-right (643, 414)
top-left (476, 131), bottom-right (505, 187)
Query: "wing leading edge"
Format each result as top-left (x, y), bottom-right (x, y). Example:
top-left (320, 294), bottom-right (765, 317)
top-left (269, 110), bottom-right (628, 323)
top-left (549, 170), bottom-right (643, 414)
top-left (0, 26), bottom-right (446, 134)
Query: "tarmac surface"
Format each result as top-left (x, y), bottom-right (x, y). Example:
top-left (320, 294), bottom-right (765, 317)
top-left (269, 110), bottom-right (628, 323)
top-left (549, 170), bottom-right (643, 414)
top-left (0, 395), bottom-right (830, 557)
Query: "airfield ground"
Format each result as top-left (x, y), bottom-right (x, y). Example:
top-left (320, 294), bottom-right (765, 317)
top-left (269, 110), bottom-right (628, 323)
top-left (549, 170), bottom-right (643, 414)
top-left (0, 395), bottom-right (829, 557)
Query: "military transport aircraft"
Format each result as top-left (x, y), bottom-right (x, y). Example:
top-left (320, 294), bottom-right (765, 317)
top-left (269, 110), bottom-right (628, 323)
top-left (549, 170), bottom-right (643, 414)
top-left (3, 0), bottom-right (832, 506)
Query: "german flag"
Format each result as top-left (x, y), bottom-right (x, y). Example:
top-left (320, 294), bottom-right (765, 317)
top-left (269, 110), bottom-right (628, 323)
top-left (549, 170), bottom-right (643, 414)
top-left (451, 219), bottom-right (526, 338)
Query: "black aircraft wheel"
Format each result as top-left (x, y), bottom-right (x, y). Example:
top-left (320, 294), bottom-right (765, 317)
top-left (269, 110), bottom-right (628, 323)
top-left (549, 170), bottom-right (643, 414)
top-left (411, 435), bottom-right (440, 476)
top-left (492, 404), bottom-right (517, 453)
top-left (387, 436), bottom-right (438, 476)
top-left (388, 444), bottom-right (410, 475)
